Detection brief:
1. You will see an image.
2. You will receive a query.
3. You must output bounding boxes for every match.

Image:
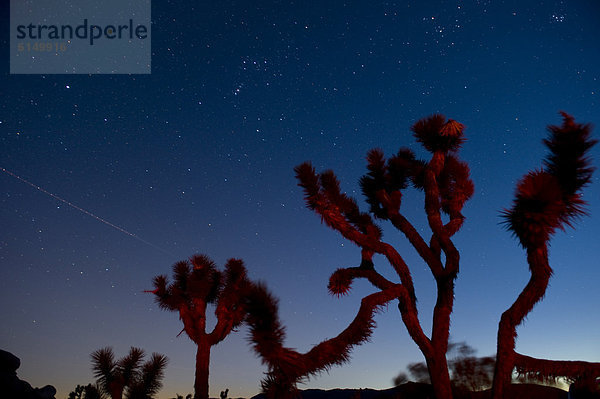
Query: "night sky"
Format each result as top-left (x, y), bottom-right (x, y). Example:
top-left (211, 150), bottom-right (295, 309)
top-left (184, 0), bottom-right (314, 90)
top-left (1, 1), bottom-right (599, 398)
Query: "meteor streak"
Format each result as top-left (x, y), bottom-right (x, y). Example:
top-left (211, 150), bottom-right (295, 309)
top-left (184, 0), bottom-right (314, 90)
top-left (1, 166), bottom-right (173, 256)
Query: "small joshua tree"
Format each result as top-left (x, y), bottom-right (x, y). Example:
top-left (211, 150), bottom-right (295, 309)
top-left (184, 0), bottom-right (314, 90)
top-left (491, 113), bottom-right (600, 398)
top-left (90, 346), bottom-right (167, 399)
top-left (293, 114), bottom-right (473, 399)
top-left (147, 255), bottom-right (250, 399)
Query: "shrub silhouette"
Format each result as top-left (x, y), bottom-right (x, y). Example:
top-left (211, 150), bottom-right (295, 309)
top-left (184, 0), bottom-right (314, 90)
top-left (67, 384), bottom-right (101, 399)
top-left (393, 342), bottom-right (495, 393)
top-left (90, 346), bottom-right (167, 399)
top-left (147, 255), bottom-right (250, 399)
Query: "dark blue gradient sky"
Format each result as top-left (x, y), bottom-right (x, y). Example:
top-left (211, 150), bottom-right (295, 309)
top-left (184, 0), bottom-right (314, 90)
top-left (1, 1), bottom-right (599, 398)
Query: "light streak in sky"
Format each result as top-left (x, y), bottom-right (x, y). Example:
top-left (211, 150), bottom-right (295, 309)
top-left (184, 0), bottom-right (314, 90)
top-left (1, 166), bottom-right (174, 256)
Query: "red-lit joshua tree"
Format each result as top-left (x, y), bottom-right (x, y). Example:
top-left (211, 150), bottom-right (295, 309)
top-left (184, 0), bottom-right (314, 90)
top-left (147, 255), bottom-right (250, 399)
top-left (294, 115), bottom-right (474, 399)
top-left (491, 113), bottom-right (600, 399)
top-left (90, 346), bottom-right (168, 399)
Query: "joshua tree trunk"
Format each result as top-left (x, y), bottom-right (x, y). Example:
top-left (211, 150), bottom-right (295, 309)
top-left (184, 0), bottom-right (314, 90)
top-left (194, 338), bottom-right (211, 399)
top-left (492, 246), bottom-right (551, 399)
top-left (109, 382), bottom-right (124, 399)
top-left (426, 353), bottom-right (453, 399)
top-left (407, 276), bottom-right (454, 399)
top-left (429, 277), bottom-right (455, 399)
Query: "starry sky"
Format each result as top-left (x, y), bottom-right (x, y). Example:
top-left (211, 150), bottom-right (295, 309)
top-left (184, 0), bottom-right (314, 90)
top-left (1, 1), bottom-right (599, 398)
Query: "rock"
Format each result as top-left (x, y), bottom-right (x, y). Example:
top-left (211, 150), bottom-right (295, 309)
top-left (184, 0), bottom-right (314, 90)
top-left (36, 385), bottom-right (58, 399)
top-left (0, 349), bottom-right (56, 399)
top-left (0, 349), bottom-right (21, 373)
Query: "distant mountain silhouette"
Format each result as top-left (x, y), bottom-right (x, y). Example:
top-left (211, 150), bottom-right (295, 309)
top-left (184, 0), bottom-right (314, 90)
top-left (246, 382), bottom-right (568, 399)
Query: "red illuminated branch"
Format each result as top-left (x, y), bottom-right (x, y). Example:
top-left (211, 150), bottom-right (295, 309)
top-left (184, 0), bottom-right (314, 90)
top-left (245, 281), bottom-right (409, 399)
top-left (514, 353), bottom-right (600, 381)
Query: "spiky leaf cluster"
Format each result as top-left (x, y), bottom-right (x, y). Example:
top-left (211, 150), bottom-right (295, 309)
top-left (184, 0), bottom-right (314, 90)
top-left (503, 113), bottom-right (596, 248)
top-left (359, 148), bottom-right (420, 218)
top-left (150, 255), bottom-right (223, 311)
top-left (437, 155), bottom-right (475, 216)
top-left (91, 347), bottom-right (118, 390)
top-left (188, 254), bottom-right (222, 303)
top-left (543, 111), bottom-right (596, 195)
top-left (412, 114), bottom-right (466, 153)
top-left (127, 353), bottom-right (168, 399)
top-left (90, 347), bottom-right (167, 399)
top-left (295, 162), bottom-right (382, 238)
top-left (244, 282), bottom-right (287, 362)
top-left (359, 147), bottom-right (472, 219)
top-left (328, 268), bottom-right (354, 297)
top-left (502, 171), bottom-right (573, 247)
top-left (215, 259), bottom-right (252, 329)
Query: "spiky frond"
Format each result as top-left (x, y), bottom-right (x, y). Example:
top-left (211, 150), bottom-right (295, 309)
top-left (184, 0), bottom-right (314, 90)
top-left (188, 257), bottom-right (222, 304)
top-left (150, 275), bottom-right (180, 311)
top-left (260, 373), bottom-right (301, 399)
top-left (90, 347), bottom-right (116, 392)
top-left (319, 170), bottom-right (381, 236)
top-left (328, 268), bottom-right (353, 297)
top-left (189, 254), bottom-right (217, 271)
top-left (218, 258), bottom-right (251, 327)
top-left (359, 149), bottom-right (390, 218)
top-left (543, 111), bottom-right (596, 195)
top-left (295, 161), bottom-right (382, 240)
top-left (294, 162), bottom-right (321, 209)
top-left (502, 113), bottom-right (595, 249)
top-left (172, 261), bottom-right (191, 299)
top-left (223, 258), bottom-right (247, 286)
top-left (412, 114), bottom-right (465, 153)
top-left (359, 148), bottom-right (417, 219)
top-left (129, 353), bottom-right (168, 399)
top-left (151, 275), bottom-right (168, 296)
top-left (388, 148), bottom-right (417, 190)
top-left (118, 347), bottom-right (145, 387)
top-left (438, 155), bottom-right (474, 215)
top-left (502, 171), bottom-right (570, 248)
top-left (244, 282), bottom-right (287, 363)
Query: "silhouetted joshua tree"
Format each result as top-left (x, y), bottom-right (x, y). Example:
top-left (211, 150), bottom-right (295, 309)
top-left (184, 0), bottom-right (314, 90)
top-left (90, 346), bottom-right (167, 399)
top-left (491, 112), bottom-right (600, 398)
top-left (147, 255), bottom-right (250, 399)
top-left (293, 115), bottom-right (474, 399)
